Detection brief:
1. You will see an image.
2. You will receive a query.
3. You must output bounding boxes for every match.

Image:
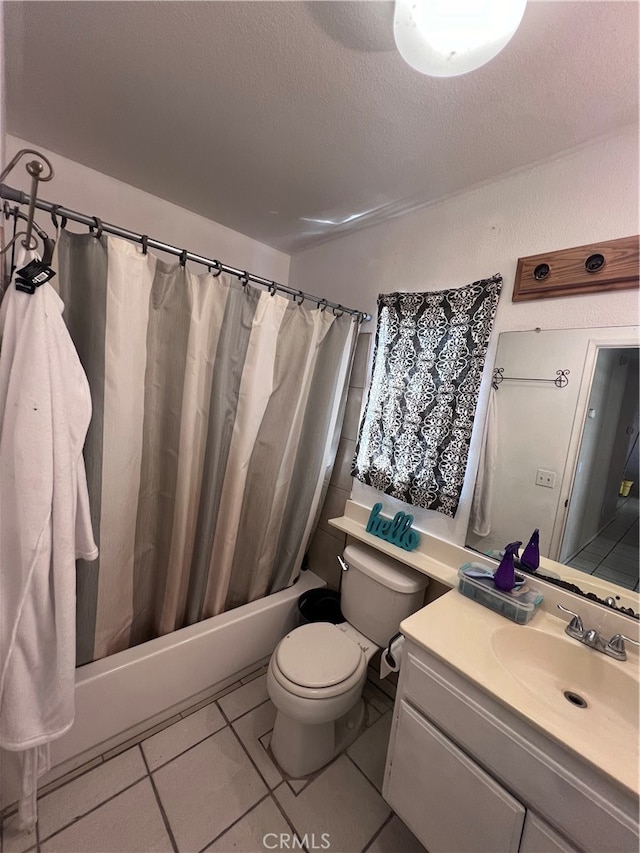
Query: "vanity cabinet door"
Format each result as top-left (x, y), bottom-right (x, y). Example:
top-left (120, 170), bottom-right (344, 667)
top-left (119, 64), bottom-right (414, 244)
top-left (386, 701), bottom-right (525, 853)
top-left (520, 813), bottom-right (579, 853)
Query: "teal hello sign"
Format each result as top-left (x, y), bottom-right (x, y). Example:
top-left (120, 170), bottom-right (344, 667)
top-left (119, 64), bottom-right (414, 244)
top-left (365, 503), bottom-right (420, 552)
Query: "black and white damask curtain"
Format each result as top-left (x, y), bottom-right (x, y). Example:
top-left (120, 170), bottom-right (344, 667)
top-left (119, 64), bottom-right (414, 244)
top-left (352, 275), bottom-right (502, 517)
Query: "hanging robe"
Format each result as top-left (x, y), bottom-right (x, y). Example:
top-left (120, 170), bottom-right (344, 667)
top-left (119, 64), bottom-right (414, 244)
top-left (0, 253), bottom-right (98, 828)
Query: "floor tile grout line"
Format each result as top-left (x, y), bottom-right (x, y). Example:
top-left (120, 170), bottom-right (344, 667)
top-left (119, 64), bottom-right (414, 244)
top-left (199, 704), bottom-right (304, 851)
top-left (224, 695), bottom-right (272, 726)
top-left (360, 811), bottom-right (395, 853)
top-left (36, 773), bottom-right (148, 845)
top-left (30, 755), bottom-right (108, 807)
top-left (269, 789), bottom-right (311, 853)
top-left (344, 731), bottom-right (393, 801)
top-left (142, 717), bottom-right (229, 773)
top-left (219, 703), bottom-right (275, 792)
top-left (363, 678), bottom-right (396, 710)
top-left (196, 792), bottom-right (272, 853)
top-left (140, 745), bottom-right (179, 853)
top-left (144, 692), bottom-right (272, 774)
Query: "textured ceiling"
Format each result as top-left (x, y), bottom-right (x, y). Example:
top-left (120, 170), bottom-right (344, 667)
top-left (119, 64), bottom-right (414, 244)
top-left (4, 1), bottom-right (639, 253)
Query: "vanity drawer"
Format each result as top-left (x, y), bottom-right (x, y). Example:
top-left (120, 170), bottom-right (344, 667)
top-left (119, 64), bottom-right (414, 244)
top-left (387, 700), bottom-right (525, 853)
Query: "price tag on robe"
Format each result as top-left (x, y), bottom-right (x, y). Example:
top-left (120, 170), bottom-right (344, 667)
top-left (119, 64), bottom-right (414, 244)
top-left (365, 502), bottom-right (420, 552)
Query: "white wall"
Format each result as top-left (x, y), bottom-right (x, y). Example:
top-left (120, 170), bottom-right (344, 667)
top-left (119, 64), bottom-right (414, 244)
top-left (288, 126), bottom-right (640, 546)
top-left (4, 135), bottom-right (291, 284)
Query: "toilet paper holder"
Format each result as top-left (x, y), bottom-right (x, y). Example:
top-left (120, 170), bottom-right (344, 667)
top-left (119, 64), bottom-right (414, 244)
top-left (384, 631), bottom-right (402, 668)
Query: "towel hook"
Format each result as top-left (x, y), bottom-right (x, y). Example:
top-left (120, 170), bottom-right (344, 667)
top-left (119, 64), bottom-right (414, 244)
top-left (179, 249), bottom-right (188, 267)
top-left (295, 290), bottom-right (305, 305)
top-left (141, 235), bottom-right (149, 255)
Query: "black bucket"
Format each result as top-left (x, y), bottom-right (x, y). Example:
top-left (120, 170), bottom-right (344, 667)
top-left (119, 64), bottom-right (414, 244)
top-left (298, 588), bottom-right (344, 624)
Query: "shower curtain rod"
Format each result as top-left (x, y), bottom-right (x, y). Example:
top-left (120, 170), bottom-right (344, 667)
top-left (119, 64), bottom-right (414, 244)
top-left (0, 183), bottom-right (372, 322)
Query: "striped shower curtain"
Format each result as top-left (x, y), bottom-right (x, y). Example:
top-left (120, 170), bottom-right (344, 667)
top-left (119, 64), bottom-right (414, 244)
top-left (56, 231), bottom-right (357, 664)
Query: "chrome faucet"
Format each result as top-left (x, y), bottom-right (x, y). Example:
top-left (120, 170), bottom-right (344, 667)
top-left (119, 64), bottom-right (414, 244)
top-left (557, 604), bottom-right (640, 661)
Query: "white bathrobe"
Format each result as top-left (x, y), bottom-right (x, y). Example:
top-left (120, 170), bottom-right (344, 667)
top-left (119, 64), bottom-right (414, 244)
top-left (0, 254), bottom-right (98, 828)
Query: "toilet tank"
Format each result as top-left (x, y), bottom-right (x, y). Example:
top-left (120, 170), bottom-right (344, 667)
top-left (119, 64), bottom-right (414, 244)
top-left (341, 543), bottom-right (429, 647)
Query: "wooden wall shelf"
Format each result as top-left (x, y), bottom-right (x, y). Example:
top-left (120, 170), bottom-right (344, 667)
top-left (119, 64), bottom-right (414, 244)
top-left (513, 235), bottom-right (639, 302)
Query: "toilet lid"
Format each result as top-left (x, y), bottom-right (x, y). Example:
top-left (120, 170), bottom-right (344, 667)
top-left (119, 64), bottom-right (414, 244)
top-left (276, 623), bottom-right (363, 688)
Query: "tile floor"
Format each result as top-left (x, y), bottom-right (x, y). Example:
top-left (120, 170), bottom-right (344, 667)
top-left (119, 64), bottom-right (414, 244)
top-left (1, 665), bottom-right (426, 853)
top-left (567, 496), bottom-right (639, 591)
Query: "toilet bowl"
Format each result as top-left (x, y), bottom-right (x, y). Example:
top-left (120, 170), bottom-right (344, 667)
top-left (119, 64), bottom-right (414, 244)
top-left (267, 621), bottom-right (376, 777)
top-left (267, 543), bottom-right (428, 778)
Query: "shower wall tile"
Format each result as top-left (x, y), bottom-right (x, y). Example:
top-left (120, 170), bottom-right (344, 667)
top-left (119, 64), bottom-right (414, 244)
top-left (342, 386), bottom-right (364, 441)
top-left (351, 333), bottom-right (372, 390)
top-left (307, 528), bottom-right (346, 590)
top-left (318, 485), bottom-right (350, 535)
top-left (331, 438), bottom-right (356, 492)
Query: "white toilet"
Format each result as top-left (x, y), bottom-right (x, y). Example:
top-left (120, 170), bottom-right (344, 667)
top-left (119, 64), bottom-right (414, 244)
top-left (267, 542), bottom-right (428, 777)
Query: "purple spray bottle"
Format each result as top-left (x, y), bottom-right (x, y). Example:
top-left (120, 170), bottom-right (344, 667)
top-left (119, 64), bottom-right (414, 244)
top-left (520, 529), bottom-right (540, 572)
top-left (494, 541), bottom-right (522, 592)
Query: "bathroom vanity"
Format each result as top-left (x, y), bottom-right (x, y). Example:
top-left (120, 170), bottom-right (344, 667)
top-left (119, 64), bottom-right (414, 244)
top-left (383, 594), bottom-right (639, 853)
top-left (329, 501), bottom-right (639, 852)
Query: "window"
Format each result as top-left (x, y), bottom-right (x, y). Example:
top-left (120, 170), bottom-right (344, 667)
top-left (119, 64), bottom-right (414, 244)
top-left (352, 275), bottom-right (502, 517)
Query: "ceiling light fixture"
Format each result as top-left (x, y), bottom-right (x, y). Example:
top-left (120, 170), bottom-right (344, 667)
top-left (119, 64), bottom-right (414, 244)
top-left (393, 0), bottom-right (527, 77)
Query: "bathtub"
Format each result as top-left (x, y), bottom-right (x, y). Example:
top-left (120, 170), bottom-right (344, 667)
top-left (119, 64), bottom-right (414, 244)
top-left (0, 569), bottom-right (325, 811)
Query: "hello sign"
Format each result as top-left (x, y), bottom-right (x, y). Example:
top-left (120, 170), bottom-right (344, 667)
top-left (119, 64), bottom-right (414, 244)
top-left (365, 503), bottom-right (420, 552)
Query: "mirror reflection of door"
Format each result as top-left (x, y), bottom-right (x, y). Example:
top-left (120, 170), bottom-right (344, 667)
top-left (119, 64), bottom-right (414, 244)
top-left (560, 347), bottom-right (639, 592)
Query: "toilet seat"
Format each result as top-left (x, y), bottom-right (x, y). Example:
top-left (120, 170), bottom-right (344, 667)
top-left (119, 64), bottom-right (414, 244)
top-left (271, 622), bottom-right (367, 700)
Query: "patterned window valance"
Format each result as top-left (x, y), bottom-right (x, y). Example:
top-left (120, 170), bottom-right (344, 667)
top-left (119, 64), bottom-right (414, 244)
top-left (352, 275), bottom-right (502, 517)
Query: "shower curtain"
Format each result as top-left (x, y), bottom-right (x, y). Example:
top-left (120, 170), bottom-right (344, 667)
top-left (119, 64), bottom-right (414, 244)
top-left (56, 231), bottom-right (357, 664)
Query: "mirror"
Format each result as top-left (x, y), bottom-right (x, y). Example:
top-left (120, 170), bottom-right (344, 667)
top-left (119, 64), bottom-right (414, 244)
top-left (466, 326), bottom-right (639, 619)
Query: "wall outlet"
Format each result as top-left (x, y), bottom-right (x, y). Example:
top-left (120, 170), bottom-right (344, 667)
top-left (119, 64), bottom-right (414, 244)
top-left (535, 469), bottom-right (556, 488)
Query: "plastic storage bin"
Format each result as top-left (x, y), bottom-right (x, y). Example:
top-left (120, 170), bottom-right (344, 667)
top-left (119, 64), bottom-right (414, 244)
top-left (457, 566), bottom-right (543, 625)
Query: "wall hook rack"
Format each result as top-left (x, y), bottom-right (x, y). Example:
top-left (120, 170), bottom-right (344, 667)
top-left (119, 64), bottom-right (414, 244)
top-left (492, 368), bottom-right (570, 390)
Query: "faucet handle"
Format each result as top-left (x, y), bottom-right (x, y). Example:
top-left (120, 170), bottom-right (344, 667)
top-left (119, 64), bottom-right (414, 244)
top-left (607, 633), bottom-right (640, 658)
top-left (557, 603), bottom-right (584, 633)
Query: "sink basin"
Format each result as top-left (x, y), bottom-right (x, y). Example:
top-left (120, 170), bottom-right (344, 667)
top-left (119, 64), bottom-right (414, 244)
top-left (491, 625), bottom-right (639, 734)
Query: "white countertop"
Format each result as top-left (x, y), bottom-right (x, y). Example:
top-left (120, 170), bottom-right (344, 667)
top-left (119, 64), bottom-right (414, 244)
top-left (400, 591), bottom-right (640, 798)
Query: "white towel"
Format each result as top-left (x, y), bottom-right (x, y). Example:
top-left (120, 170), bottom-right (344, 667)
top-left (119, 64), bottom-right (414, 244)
top-left (0, 251), bottom-right (98, 828)
top-left (470, 386), bottom-right (498, 537)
